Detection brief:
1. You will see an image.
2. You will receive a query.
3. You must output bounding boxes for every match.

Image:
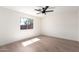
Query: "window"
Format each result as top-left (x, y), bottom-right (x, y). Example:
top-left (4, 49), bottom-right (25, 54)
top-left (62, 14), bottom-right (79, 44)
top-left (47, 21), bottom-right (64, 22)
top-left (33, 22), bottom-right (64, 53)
top-left (20, 17), bottom-right (33, 30)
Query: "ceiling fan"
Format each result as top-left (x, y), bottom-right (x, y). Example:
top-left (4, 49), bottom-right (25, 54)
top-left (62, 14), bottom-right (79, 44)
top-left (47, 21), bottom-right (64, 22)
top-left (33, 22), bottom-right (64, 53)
top-left (35, 6), bottom-right (54, 15)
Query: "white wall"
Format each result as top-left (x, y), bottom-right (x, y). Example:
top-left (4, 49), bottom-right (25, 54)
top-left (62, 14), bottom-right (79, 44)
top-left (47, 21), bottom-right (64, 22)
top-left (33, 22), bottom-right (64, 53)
top-left (41, 7), bottom-right (78, 41)
top-left (78, 10), bottom-right (79, 40)
top-left (0, 7), bottom-right (41, 46)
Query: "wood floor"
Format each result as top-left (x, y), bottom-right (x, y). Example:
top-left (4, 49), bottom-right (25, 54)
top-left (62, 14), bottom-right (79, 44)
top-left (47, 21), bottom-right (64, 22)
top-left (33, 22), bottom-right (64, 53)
top-left (0, 35), bottom-right (79, 52)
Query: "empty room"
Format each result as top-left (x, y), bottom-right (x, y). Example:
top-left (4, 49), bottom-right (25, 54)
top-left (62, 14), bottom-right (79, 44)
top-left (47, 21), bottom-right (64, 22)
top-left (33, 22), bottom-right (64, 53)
top-left (0, 6), bottom-right (78, 52)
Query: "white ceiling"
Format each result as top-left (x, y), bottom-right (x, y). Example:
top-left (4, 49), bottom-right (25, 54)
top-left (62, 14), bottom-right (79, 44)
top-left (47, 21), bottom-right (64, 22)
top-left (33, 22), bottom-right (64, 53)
top-left (2, 6), bottom-right (79, 18)
top-left (3, 6), bottom-right (51, 18)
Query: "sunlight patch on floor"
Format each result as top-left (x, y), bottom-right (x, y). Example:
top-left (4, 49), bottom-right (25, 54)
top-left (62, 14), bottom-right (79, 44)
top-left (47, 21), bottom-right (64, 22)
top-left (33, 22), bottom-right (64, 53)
top-left (22, 38), bottom-right (40, 47)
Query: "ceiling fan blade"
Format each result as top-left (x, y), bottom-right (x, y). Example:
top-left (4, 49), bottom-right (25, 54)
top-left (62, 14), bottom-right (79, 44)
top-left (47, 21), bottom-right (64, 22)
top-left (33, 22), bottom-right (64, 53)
top-left (44, 6), bottom-right (49, 10)
top-left (46, 10), bottom-right (54, 12)
top-left (35, 9), bottom-right (41, 11)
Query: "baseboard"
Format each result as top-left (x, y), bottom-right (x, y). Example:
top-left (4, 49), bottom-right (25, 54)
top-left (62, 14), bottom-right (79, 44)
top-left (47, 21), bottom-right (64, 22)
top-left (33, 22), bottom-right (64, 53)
top-left (40, 34), bottom-right (79, 42)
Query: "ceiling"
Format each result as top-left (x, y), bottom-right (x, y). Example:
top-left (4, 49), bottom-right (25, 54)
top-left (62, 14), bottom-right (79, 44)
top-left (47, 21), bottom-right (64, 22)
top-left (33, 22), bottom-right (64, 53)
top-left (2, 6), bottom-right (79, 18)
top-left (2, 6), bottom-right (55, 18)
